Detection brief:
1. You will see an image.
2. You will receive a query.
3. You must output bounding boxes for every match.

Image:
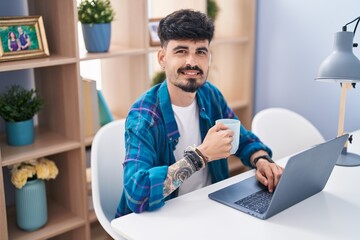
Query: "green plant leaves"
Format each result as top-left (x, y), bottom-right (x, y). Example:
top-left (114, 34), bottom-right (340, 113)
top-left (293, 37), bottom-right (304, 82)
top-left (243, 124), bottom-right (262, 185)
top-left (78, 0), bottom-right (115, 24)
top-left (0, 85), bottom-right (44, 122)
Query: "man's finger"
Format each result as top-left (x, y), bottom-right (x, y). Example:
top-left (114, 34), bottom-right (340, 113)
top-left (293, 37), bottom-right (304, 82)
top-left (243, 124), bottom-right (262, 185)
top-left (265, 170), bottom-right (274, 192)
top-left (255, 171), bottom-right (268, 187)
top-left (214, 122), bottom-right (229, 131)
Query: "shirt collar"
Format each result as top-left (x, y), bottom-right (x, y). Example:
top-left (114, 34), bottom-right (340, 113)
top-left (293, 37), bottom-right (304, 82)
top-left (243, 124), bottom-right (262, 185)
top-left (158, 81), bottom-right (179, 143)
top-left (158, 80), bottom-right (211, 143)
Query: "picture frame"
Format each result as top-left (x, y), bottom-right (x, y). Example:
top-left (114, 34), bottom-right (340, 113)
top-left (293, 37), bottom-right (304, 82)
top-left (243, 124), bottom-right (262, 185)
top-left (0, 16), bottom-right (49, 62)
top-left (148, 18), bottom-right (161, 47)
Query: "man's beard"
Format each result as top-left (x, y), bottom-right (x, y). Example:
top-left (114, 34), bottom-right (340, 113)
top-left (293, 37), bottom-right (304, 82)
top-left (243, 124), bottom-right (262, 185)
top-left (174, 65), bottom-right (206, 93)
top-left (174, 78), bottom-right (199, 93)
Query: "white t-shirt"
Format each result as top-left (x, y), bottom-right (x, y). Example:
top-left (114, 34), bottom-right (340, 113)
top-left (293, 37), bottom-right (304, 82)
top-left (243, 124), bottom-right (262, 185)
top-left (172, 100), bottom-right (211, 196)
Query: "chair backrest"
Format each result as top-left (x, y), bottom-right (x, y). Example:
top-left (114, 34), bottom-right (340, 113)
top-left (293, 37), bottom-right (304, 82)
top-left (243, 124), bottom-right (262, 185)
top-left (91, 119), bottom-right (126, 239)
top-left (251, 108), bottom-right (325, 160)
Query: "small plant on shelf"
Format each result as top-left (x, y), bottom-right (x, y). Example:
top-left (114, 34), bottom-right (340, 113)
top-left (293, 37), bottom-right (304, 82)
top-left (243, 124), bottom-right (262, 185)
top-left (0, 84), bottom-right (44, 146)
top-left (0, 84), bottom-right (43, 123)
top-left (207, 0), bottom-right (220, 21)
top-left (78, 0), bottom-right (115, 25)
top-left (151, 71), bottom-right (166, 87)
top-left (78, 0), bottom-right (116, 52)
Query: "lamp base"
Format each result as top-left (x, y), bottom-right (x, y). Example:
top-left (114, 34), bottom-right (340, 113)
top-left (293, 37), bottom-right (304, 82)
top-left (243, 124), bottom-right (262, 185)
top-left (336, 151), bottom-right (360, 167)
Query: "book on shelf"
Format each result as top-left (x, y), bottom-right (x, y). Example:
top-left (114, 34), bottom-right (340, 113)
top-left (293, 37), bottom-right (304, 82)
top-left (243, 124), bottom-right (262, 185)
top-left (97, 89), bottom-right (114, 126)
top-left (85, 147), bottom-right (92, 193)
top-left (82, 78), bottom-right (100, 137)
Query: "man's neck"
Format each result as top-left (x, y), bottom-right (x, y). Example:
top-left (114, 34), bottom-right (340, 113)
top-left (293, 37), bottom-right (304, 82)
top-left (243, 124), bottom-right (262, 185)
top-left (167, 81), bottom-right (196, 107)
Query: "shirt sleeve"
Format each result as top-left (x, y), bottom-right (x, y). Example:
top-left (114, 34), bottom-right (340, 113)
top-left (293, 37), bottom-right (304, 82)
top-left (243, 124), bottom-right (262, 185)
top-left (122, 114), bottom-right (168, 213)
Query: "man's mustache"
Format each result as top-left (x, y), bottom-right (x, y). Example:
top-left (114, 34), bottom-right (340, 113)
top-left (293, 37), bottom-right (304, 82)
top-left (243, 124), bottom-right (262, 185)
top-left (177, 65), bottom-right (203, 75)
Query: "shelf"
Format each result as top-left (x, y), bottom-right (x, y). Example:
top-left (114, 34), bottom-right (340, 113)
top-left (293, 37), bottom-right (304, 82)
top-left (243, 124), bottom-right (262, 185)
top-left (88, 210), bottom-right (97, 223)
top-left (80, 45), bottom-right (148, 61)
top-left (0, 55), bottom-right (77, 72)
top-left (90, 221), bottom-right (112, 240)
top-left (7, 199), bottom-right (85, 240)
top-left (0, 128), bottom-right (80, 167)
top-left (84, 136), bottom-right (94, 147)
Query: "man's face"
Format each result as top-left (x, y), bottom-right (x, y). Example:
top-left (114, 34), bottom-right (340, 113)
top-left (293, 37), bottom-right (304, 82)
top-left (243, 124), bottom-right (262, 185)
top-left (18, 27), bottom-right (23, 34)
top-left (158, 39), bottom-right (211, 93)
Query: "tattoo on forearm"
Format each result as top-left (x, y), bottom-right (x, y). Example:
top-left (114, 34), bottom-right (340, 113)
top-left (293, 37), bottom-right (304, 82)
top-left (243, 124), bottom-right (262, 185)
top-left (163, 157), bottom-right (196, 197)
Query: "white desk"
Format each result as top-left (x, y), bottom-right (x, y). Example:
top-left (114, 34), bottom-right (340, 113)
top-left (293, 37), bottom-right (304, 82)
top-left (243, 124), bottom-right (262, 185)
top-left (111, 131), bottom-right (360, 240)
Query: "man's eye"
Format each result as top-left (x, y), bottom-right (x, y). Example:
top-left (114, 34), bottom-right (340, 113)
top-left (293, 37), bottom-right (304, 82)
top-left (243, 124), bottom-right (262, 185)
top-left (197, 51), bottom-right (207, 55)
top-left (175, 50), bottom-right (186, 54)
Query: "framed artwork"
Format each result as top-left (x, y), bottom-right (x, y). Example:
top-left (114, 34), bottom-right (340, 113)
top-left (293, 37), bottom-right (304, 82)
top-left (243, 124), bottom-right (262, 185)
top-left (148, 18), bottom-right (161, 47)
top-left (0, 16), bottom-right (49, 62)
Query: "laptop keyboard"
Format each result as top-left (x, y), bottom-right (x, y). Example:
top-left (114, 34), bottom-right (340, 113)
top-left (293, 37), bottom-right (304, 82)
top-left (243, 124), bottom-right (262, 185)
top-left (234, 189), bottom-right (273, 214)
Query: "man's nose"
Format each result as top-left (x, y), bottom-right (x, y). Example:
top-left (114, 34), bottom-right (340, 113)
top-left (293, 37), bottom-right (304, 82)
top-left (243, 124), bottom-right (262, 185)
top-left (185, 53), bottom-right (197, 66)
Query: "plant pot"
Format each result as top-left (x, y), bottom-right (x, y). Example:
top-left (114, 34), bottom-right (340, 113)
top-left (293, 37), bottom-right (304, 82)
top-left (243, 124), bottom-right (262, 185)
top-left (82, 23), bottom-right (111, 52)
top-left (15, 178), bottom-right (48, 231)
top-left (5, 119), bottom-right (35, 146)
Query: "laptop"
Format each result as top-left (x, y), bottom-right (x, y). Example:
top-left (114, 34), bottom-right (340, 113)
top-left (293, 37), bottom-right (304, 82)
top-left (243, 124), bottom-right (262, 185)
top-left (208, 134), bottom-right (348, 219)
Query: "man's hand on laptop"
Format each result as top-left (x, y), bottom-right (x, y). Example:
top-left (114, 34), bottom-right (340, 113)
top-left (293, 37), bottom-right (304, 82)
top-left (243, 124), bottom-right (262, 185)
top-left (251, 151), bottom-right (284, 193)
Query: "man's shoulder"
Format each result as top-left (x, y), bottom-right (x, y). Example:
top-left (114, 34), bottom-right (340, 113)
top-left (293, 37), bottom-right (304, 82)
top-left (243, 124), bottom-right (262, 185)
top-left (128, 85), bottom-right (162, 120)
top-left (201, 81), bottom-right (220, 91)
top-left (199, 81), bottom-right (224, 99)
top-left (132, 84), bottom-right (161, 107)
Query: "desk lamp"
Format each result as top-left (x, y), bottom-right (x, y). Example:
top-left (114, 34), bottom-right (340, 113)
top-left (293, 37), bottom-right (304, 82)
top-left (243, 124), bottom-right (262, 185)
top-left (315, 16), bottom-right (360, 166)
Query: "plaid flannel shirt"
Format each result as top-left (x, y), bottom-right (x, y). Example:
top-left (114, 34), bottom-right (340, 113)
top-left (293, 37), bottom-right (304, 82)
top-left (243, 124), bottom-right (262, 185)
top-left (115, 80), bottom-right (271, 218)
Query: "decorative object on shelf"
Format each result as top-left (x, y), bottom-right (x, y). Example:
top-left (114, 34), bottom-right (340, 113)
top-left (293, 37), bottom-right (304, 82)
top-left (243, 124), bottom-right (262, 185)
top-left (10, 158), bottom-right (59, 231)
top-left (78, 0), bottom-right (115, 52)
top-left (0, 16), bottom-right (49, 62)
top-left (207, 0), bottom-right (220, 21)
top-left (315, 15), bottom-right (360, 166)
top-left (97, 90), bottom-right (113, 126)
top-left (148, 18), bottom-right (161, 47)
top-left (151, 70), bottom-right (166, 87)
top-left (0, 84), bottom-right (44, 146)
top-left (82, 78), bottom-right (100, 137)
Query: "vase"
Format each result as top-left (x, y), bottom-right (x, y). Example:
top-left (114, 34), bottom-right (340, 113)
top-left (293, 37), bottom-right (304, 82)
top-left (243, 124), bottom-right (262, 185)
top-left (81, 23), bottom-right (111, 52)
top-left (5, 118), bottom-right (35, 146)
top-left (15, 178), bottom-right (48, 231)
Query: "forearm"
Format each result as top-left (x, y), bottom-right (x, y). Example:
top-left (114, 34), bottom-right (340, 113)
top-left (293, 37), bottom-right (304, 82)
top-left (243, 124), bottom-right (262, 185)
top-left (249, 150), bottom-right (271, 167)
top-left (237, 128), bottom-right (272, 167)
top-left (163, 147), bottom-right (206, 198)
top-left (163, 157), bottom-right (196, 197)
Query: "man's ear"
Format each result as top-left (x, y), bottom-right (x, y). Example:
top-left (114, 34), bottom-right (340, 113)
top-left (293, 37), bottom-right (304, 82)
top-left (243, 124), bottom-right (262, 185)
top-left (157, 48), bottom-right (165, 69)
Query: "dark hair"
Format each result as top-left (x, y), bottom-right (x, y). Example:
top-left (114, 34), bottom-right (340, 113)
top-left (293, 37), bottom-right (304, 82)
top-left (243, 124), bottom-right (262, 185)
top-left (157, 9), bottom-right (214, 47)
top-left (8, 31), bottom-right (17, 38)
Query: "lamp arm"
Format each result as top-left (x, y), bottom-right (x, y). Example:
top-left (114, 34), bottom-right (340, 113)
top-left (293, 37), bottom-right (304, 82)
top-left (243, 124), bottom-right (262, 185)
top-left (338, 83), bottom-right (347, 137)
top-left (337, 83), bottom-right (353, 138)
top-left (342, 16), bottom-right (360, 34)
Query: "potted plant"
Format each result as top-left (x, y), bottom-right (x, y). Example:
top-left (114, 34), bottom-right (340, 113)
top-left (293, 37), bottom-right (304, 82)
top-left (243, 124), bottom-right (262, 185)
top-left (78, 0), bottom-right (115, 52)
top-left (150, 70), bottom-right (166, 87)
top-left (10, 157), bottom-right (58, 231)
top-left (0, 84), bottom-right (44, 146)
top-left (207, 0), bottom-right (220, 21)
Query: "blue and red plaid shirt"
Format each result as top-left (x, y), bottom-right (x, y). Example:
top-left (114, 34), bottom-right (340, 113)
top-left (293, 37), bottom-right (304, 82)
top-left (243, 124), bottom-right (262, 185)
top-left (115, 80), bottom-right (271, 218)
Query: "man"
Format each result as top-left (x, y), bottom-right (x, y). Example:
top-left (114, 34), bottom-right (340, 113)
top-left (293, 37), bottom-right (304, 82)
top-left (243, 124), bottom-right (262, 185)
top-left (115, 9), bottom-right (283, 218)
top-left (17, 26), bottom-right (30, 50)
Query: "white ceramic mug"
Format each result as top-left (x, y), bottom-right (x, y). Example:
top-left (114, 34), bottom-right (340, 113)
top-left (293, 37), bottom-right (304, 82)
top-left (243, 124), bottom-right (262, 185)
top-left (215, 119), bottom-right (241, 154)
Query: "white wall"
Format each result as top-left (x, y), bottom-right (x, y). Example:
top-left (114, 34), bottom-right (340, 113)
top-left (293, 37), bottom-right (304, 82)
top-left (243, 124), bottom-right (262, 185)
top-left (255, 0), bottom-right (360, 140)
